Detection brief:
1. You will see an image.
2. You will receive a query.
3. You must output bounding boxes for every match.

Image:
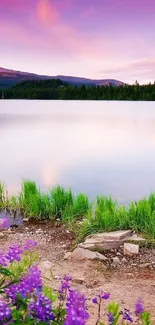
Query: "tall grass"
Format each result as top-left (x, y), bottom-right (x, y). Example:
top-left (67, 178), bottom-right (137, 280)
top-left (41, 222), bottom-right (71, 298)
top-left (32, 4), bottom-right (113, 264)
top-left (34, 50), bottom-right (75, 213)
top-left (0, 182), bottom-right (5, 210)
top-left (1, 180), bottom-right (155, 240)
top-left (78, 196), bottom-right (128, 240)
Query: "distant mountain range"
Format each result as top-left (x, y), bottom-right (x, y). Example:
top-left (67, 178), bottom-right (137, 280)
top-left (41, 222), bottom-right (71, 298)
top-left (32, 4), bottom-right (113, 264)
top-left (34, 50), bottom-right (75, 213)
top-left (0, 67), bottom-right (124, 88)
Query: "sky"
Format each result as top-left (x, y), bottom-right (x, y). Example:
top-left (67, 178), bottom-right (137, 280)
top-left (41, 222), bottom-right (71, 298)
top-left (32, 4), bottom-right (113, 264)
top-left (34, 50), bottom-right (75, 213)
top-left (0, 0), bottom-right (155, 83)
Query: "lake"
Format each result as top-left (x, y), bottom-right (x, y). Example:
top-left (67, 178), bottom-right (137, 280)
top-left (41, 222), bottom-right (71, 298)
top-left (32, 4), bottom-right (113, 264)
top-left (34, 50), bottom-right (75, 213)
top-left (0, 100), bottom-right (155, 204)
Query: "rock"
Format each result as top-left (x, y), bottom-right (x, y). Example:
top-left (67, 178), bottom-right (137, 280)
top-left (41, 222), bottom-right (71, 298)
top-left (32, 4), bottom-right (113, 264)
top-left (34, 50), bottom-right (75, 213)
top-left (116, 252), bottom-right (122, 256)
top-left (0, 232), bottom-right (5, 238)
top-left (112, 257), bottom-right (120, 266)
top-left (64, 252), bottom-right (72, 260)
top-left (38, 261), bottom-right (54, 278)
top-left (36, 229), bottom-right (43, 234)
top-left (68, 247), bottom-right (107, 262)
top-left (23, 218), bottom-right (29, 222)
top-left (127, 234), bottom-right (146, 242)
top-left (122, 257), bottom-right (127, 264)
top-left (124, 243), bottom-right (139, 256)
top-left (73, 277), bottom-right (85, 284)
top-left (79, 230), bottom-right (133, 252)
top-left (139, 263), bottom-right (152, 268)
top-left (54, 275), bottom-right (61, 280)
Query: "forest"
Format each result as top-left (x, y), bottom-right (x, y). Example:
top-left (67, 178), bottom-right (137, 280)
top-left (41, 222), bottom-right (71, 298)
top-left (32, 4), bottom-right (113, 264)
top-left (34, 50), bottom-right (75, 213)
top-left (1, 79), bottom-right (155, 100)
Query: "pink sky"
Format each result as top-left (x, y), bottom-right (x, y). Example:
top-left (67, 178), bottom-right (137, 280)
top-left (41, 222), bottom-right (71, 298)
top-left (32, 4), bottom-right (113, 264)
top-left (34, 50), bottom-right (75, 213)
top-left (0, 0), bottom-right (155, 83)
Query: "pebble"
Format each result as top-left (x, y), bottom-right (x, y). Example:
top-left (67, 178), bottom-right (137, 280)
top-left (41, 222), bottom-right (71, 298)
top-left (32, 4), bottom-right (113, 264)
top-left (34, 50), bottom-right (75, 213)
top-left (73, 277), bottom-right (85, 285)
top-left (112, 257), bottom-right (120, 266)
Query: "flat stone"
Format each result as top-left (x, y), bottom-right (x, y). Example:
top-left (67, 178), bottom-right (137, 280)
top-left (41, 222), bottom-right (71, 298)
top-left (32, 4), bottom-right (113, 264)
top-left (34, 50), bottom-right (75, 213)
top-left (139, 263), bottom-right (152, 268)
top-left (124, 243), bottom-right (139, 256)
top-left (127, 234), bottom-right (146, 242)
top-left (79, 230), bottom-right (133, 251)
top-left (68, 247), bottom-right (107, 262)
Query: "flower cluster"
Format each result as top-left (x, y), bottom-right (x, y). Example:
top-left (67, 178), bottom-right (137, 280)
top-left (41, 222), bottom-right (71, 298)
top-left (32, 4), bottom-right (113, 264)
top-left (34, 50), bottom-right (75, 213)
top-left (6, 265), bottom-right (42, 301)
top-left (0, 224), bottom-right (148, 325)
top-left (65, 289), bottom-right (89, 325)
top-left (121, 308), bottom-right (133, 323)
top-left (59, 275), bottom-right (72, 301)
top-left (29, 293), bottom-right (55, 322)
top-left (135, 300), bottom-right (144, 316)
top-left (0, 240), bottom-right (37, 267)
top-left (0, 300), bottom-right (12, 323)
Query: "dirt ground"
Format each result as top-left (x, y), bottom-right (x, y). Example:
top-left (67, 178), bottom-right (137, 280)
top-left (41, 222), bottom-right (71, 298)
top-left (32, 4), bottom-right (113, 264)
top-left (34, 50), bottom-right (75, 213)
top-left (1, 221), bottom-right (155, 324)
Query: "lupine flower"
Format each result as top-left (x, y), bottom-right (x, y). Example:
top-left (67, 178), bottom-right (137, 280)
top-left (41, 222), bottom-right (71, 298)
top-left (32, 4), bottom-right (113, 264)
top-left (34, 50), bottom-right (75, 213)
top-left (102, 292), bottom-right (110, 300)
top-left (0, 300), bottom-right (12, 323)
top-left (5, 266), bottom-right (42, 301)
top-left (59, 275), bottom-right (72, 300)
top-left (0, 253), bottom-right (8, 266)
top-left (135, 300), bottom-right (144, 316)
top-left (121, 309), bottom-right (133, 323)
top-left (93, 291), bottom-right (110, 304)
top-left (29, 293), bottom-right (55, 322)
top-left (92, 297), bottom-right (98, 304)
top-left (98, 290), bottom-right (110, 300)
top-left (0, 218), bottom-right (8, 229)
top-left (107, 312), bottom-right (114, 325)
top-left (65, 289), bottom-right (89, 325)
top-left (24, 239), bottom-right (38, 251)
top-left (6, 245), bottom-right (23, 263)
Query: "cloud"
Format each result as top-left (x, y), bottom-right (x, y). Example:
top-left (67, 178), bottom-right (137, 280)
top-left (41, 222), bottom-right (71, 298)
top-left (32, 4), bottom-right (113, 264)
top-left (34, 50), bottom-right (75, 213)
top-left (100, 58), bottom-right (155, 83)
top-left (36, 0), bottom-right (59, 25)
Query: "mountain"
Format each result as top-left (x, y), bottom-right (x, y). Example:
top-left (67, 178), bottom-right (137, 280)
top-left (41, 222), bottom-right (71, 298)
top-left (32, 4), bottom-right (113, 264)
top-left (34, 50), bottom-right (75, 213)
top-left (0, 67), bottom-right (124, 88)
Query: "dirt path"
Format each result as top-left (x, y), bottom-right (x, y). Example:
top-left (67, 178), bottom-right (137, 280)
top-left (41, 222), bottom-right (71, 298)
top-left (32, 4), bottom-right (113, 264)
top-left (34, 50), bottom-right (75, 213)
top-left (1, 221), bottom-right (155, 324)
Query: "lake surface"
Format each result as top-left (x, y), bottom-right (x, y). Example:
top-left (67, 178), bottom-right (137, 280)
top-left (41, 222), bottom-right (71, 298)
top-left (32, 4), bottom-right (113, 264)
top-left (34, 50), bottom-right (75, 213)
top-left (0, 100), bottom-right (155, 204)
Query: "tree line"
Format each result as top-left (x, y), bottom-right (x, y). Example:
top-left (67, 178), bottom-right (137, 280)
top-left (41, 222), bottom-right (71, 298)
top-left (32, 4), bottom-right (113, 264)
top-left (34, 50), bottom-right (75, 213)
top-left (1, 79), bottom-right (155, 100)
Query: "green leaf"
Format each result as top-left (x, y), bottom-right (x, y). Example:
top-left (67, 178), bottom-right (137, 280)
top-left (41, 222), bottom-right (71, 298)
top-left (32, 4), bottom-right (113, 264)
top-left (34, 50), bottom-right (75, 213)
top-left (141, 311), bottom-right (151, 325)
top-left (0, 267), bottom-right (15, 276)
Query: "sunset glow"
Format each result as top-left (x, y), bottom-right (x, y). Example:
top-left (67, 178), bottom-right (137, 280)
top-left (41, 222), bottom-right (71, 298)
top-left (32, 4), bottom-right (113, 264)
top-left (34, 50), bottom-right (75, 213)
top-left (0, 0), bottom-right (155, 83)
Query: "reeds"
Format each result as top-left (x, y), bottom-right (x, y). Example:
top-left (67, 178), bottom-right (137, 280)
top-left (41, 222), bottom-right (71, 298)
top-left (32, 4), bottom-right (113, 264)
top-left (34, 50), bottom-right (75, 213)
top-left (1, 180), bottom-right (155, 239)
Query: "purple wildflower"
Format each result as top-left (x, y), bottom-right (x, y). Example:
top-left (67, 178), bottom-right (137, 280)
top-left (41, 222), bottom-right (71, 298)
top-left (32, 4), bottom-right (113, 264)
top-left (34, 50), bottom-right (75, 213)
top-left (92, 297), bottom-right (98, 304)
top-left (98, 290), bottom-right (110, 300)
top-left (5, 265), bottom-right (42, 301)
top-left (0, 218), bottom-right (8, 229)
top-left (29, 293), bottom-right (55, 322)
top-left (65, 289), bottom-right (89, 325)
top-left (24, 240), bottom-right (38, 251)
top-left (107, 312), bottom-right (114, 325)
top-left (102, 292), bottom-right (110, 300)
top-left (121, 309), bottom-right (133, 323)
top-left (135, 300), bottom-right (144, 316)
top-left (59, 275), bottom-right (72, 300)
top-left (0, 300), bottom-right (12, 323)
top-left (0, 253), bottom-right (8, 267)
top-left (6, 245), bottom-right (23, 263)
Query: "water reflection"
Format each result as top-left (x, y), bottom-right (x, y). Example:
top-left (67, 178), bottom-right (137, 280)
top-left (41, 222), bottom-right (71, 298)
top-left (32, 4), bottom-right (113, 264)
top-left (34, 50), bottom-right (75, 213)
top-left (0, 100), bottom-right (155, 203)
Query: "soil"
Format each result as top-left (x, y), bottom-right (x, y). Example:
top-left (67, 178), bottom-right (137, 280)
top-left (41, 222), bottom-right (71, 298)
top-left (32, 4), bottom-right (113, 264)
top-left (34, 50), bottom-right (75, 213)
top-left (1, 221), bottom-right (155, 324)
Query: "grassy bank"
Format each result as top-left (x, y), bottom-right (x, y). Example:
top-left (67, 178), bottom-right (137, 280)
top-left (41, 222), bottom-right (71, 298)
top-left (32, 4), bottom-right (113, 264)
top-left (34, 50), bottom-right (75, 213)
top-left (1, 180), bottom-right (155, 239)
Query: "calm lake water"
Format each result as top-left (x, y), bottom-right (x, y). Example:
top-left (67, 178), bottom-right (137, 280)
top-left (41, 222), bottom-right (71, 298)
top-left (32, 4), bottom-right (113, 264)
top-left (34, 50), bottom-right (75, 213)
top-left (0, 100), bottom-right (155, 204)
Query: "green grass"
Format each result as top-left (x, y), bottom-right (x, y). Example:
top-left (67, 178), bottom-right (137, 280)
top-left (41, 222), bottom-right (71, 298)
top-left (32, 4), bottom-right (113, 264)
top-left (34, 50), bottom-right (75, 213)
top-left (1, 180), bottom-right (155, 240)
